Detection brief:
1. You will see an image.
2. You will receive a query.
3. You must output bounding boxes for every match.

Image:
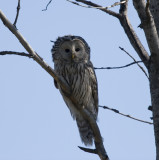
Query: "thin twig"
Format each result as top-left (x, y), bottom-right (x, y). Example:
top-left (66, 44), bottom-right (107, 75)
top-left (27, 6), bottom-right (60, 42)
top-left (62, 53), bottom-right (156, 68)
top-left (119, 47), bottom-right (149, 79)
top-left (72, 0), bottom-right (150, 67)
top-left (68, 0), bottom-right (121, 18)
top-left (78, 146), bottom-right (97, 154)
top-left (0, 51), bottom-right (142, 70)
top-left (94, 61), bottom-right (143, 70)
top-left (67, 0), bottom-right (127, 10)
top-left (42, 0), bottom-right (53, 11)
top-left (0, 51), bottom-right (33, 58)
top-left (13, 0), bottom-right (20, 27)
top-left (99, 105), bottom-right (153, 125)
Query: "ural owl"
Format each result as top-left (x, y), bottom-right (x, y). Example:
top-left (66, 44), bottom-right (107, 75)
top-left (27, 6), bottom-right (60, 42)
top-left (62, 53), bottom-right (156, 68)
top-left (51, 35), bottom-right (98, 146)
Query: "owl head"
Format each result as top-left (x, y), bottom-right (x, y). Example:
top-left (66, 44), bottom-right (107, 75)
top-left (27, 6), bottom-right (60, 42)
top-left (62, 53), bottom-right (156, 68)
top-left (51, 35), bottom-right (90, 63)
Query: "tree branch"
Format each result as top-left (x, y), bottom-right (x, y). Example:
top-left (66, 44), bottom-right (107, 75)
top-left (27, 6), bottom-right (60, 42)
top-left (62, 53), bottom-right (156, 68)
top-left (69, 0), bottom-right (121, 18)
top-left (13, 0), bottom-right (20, 27)
top-left (78, 146), bottom-right (97, 154)
top-left (0, 9), bottom-right (71, 95)
top-left (69, 0), bottom-right (150, 68)
top-left (119, 47), bottom-right (149, 79)
top-left (68, 96), bottom-right (109, 160)
top-left (118, 1), bottom-right (150, 67)
top-left (67, 0), bottom-right (127, 10)
top-left (42, 0), bottom-right (53, 11)
top-left (0, 9), bottom-right (109, 160)
top-left (1, 51), bottom-right (144, 72)
top-left (79, 108), bottom-right (109, 160)
top-left (99, 105), bottom-right (153, 125)
top-left (94, 61), bottom-right (143, 70)
top-left (133, 0), bottom-right (159, 66)
top-left (0, 51), bottom-right (32, 58)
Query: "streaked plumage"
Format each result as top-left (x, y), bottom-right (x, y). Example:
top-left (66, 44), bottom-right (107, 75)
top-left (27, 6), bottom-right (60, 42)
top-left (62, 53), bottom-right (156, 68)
top-left (51, 35), bottom-right (98, 145)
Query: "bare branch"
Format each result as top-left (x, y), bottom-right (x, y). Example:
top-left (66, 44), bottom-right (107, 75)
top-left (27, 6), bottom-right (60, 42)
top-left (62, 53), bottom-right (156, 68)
top-left (67, 0), bottom-right (127, 10)
top-left (42, 0), bottom-right (53, 11)
top-left (78, 107), bottom-right (109, 160)
top-left (119, 47), bottom-right (149, 79)
top-left (13, 0), bottom-right (20, 27)
top-left (94, 61), bottom-right (143, 70)
top-left (118, 3), bottom-right (150, 67)
top-left (0, 51), bottom-right (32, 58)
top-left (69, 96), bottom-right (109, 160)
top-left (105, 1), bottom-right (127, 9)
top-left (69, 0), bottom-right (150, 67)
top-left (99, 105), bottom-right (153, 125)
top-left (1, 51), bottom-right (143, 71)
top-left (68, 0), bottom-right (121, 18)
top-left (78, 146), bottom-right (97, 154)
top-left (0, 10), bottom-right (109, 160)
top-left (0, 9), bottom-right (71, 95)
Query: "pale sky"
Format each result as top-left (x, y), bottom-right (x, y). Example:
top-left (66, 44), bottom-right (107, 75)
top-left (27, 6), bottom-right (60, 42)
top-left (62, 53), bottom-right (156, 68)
top-left (0, 0), bottom-right (154, 160)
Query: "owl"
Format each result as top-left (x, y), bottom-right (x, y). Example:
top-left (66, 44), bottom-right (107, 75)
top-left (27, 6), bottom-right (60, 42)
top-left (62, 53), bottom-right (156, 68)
top-left (51, 35), bottom-right (98, 146)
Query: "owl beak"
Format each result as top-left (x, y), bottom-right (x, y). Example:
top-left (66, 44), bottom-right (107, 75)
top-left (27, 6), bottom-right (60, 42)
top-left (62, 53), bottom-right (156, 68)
top-left (72, 53), bottom-right (75, 59)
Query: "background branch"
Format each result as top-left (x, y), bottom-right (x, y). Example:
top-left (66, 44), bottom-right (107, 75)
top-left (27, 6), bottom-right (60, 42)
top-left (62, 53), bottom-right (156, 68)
top-left (13, 0), bottom-right (20, 27)
top-left (77, 106), bottom-right (109, 160)
top-left (94, 61), bottom-right (143, 70)
top-left (67, 0), bottom-right (127, 10)
top-left (0, 9), bottom-right (71, 95)
top-left (70, 0), bottom-right (150, 68)
top-left (119, 47), bottom-right (149, 79)
top-left (0, 51), bottom-right (32, 58)
top-left (42, 0), bottom-right (53, 11)
top-left (118, 0), bottom-right (150, 67)
top-left (0, 9), bottom-right (109, 160)
top-left (99, 105), bottom-right (153, 125)
top-left (69, 0), bottom-right (121, 18)
top-left (0, 51), bottom-right (142, 70)
top-left (78, 146), bottom-right (97, 154)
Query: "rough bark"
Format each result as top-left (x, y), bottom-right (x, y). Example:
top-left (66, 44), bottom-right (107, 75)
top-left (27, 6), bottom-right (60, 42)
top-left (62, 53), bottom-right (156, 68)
top-left (150, 0), bottom-right (159, 37)
top-left (133, 1), bottom-right (159, 159)
top-left (149, 62), bottom-right (159, 160)
top-left (149, 1), bottom-right (159, 159)
top-left (133, 0), bottom-right (159, 63)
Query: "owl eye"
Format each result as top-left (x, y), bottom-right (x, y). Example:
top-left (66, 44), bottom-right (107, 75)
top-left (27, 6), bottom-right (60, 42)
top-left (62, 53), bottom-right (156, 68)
top-left (65, 49), bottom-right (70, 53)
top-left (75, 48), bottom-right (80, 52)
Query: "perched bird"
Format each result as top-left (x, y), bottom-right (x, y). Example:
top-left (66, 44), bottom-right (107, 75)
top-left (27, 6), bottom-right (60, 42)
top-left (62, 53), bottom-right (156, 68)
top-left (51, 35), bottom-right (98, 146)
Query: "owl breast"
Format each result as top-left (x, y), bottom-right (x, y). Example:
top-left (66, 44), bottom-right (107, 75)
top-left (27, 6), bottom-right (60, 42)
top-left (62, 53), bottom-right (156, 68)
top-left (54, 61), bottom-right (97, 119)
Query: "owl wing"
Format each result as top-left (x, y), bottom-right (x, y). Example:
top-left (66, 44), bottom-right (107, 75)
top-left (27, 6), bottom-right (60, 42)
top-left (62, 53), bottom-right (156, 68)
top-left (88, 61), bottom-right (98, 115)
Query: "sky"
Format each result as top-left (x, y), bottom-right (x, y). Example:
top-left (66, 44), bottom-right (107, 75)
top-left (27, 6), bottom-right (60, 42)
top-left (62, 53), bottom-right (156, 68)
top-left (0, 0), bottom-right (155, 160)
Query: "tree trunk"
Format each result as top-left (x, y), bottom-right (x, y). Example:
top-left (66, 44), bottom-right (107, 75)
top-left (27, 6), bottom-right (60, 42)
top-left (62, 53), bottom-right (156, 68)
top-left (149, 61), bottom-right (159, 160)
top-left (150, 0), bottom-right (159, 37)
top-left (133, 1), bottom-right (159, 159)
top-left (149, 1), bottom-right (159, 159)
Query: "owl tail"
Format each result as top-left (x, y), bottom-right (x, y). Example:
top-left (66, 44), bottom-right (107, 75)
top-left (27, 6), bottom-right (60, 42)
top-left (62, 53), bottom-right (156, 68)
top-left (76, 117), bottom-right (94, 146)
